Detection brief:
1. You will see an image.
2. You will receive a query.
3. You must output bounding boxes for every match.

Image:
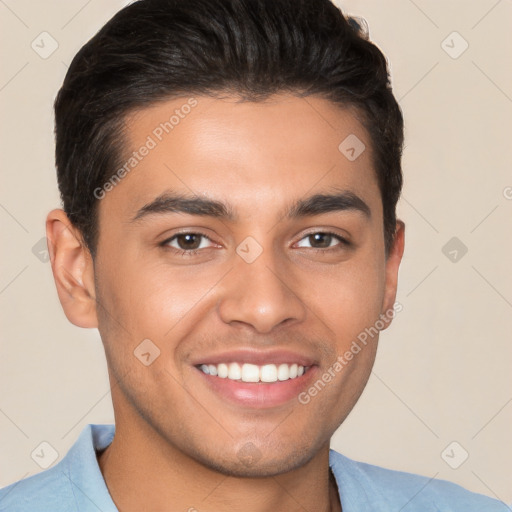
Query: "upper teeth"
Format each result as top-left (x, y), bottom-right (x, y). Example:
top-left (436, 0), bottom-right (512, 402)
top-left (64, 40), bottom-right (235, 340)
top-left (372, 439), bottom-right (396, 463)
top-left (199, 362), bottom-right (306, 383)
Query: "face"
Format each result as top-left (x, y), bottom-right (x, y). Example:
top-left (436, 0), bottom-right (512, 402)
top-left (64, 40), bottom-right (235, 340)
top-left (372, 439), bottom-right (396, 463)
top-left (55, 93), bottom-right (404, 477)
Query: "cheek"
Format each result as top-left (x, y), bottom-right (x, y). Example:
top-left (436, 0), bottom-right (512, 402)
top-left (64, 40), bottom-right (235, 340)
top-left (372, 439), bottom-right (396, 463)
top-left (304, 255), bottom-right (386, 342)
top-left (128, 262), bottom-right (227, 337)
top-left (96, 254), bottom-right (204, 331)
top-left (94, 257), bottom-right (226, 377)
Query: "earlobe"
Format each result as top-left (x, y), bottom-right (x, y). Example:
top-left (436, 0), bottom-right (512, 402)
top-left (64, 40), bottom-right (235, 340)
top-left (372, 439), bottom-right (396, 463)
top-left (380, 220), bottom-right (405, 329)
top-left (46, 209), bottom-right (98, 328)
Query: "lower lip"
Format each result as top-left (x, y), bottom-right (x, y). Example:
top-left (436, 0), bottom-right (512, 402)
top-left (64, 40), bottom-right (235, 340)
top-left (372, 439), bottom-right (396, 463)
top-left (195, 366), bottom-right (318, 408)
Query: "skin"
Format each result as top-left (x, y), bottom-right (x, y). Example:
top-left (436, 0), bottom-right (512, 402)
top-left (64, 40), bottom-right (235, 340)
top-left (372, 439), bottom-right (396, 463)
top-left (46, 93), bottom-right (405, 512)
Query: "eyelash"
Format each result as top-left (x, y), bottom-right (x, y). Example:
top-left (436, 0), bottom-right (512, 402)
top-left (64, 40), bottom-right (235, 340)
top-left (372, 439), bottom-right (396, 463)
top-left (160, 230), bottom-right (214, 258)
top-left (298, 231), bottom-right (351, 252)
top-left (160, 230), bottom-right (350, 257)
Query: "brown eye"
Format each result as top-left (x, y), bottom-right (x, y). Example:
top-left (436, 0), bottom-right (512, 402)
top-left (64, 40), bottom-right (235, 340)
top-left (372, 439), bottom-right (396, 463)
top-left (174, 233), bottom-right (203, 250)
top-left (296, 232), bottom-right (349, 250)
top-left (161, 232), bottom-right (215, 255)
top-left (308, 233), bottom-right (333, 248)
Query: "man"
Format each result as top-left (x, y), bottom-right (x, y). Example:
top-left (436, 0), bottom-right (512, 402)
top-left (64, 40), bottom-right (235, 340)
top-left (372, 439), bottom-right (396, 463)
top-left (0, 0), bottom-right (507, 510)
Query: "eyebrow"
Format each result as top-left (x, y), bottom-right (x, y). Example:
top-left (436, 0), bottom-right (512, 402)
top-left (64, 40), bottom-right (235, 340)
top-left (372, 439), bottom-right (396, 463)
top-left (130, 189), bottom-right (371, 223)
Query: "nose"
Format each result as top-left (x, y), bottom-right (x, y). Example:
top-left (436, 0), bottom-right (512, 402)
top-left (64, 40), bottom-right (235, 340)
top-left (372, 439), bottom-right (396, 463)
top-left (216, 247), bottom-right (307, 334)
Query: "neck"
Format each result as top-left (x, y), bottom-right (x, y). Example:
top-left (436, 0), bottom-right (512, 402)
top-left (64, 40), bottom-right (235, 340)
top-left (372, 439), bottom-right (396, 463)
top-left (97, 416), bottom-right (341, 512)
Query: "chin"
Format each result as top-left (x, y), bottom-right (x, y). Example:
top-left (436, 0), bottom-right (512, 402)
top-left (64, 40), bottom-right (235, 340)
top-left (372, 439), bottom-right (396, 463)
top-left (186, 439), bottom-right (321, 478)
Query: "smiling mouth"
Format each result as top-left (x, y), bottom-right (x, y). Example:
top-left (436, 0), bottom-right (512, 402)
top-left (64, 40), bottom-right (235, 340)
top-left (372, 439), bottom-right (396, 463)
top-left (197, 362), bottom-right (309, 383)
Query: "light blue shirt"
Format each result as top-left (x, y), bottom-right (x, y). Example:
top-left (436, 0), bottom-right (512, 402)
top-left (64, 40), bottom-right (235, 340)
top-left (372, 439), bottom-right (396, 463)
top-left (0, 424), bottom-right (508, 511)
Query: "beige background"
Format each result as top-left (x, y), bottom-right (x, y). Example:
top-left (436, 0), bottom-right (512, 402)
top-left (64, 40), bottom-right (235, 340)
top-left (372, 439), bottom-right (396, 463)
top-left (1, 0), bottom-right (511, 504)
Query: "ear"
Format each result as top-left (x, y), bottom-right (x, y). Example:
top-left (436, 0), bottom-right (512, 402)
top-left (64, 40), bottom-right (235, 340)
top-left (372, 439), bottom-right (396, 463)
top-left (380, 220), bottom-right (405, 329)
top-left (46, 209), bottom-right (98, 328)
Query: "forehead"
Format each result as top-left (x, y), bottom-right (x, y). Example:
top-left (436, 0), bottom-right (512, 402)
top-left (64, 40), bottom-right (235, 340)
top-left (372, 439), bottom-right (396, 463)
top-left (101, 93), bottom-right (381, 220)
